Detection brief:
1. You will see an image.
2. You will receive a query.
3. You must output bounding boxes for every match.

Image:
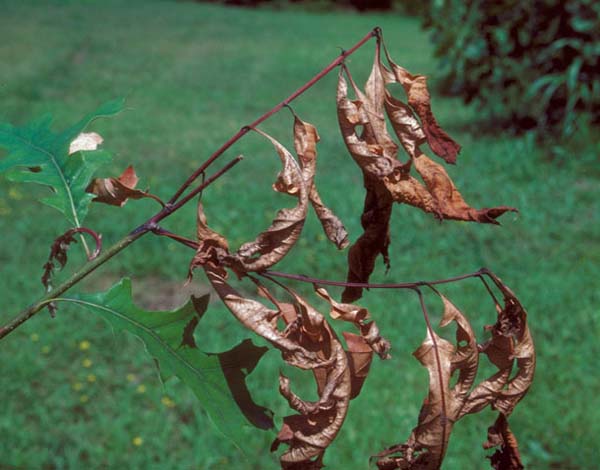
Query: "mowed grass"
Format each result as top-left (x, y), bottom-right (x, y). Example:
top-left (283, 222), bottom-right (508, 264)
top-left (1, 1), bottom-right (599, 469)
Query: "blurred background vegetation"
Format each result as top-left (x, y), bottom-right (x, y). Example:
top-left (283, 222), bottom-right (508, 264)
top-left (0, 0), bottom-right (598, 469)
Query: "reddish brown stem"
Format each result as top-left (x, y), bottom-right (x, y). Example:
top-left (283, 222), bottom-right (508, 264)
top-left (150, 227), bottom-right (198, 250)
top-left (0, 29), bottom-right (380, 340)
top-left (68, 227), bottom-right (103, 260)
top-left (263, 268), bottom-right (491, 290)
top-left (136, 155), bottom-right (244, 233)
top-left (166, 28), bottom-right (379, 205)
top-left (150, 229), bottom-right (498, 296)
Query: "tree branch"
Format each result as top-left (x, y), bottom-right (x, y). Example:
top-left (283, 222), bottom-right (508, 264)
top-left (0, 29), bottom-right (379, 340)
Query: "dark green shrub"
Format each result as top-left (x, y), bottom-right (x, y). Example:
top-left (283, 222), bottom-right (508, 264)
top-left (425, 0), bottom-right (600, 134)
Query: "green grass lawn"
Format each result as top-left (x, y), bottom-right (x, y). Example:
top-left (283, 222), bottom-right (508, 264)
top-left (1, 1), bottom-right (599, 469)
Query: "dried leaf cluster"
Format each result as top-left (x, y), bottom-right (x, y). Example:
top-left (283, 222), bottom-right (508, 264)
top-left (182, 36), bottom-right (533, 469)
top-left (3, 29), bottom-right (535, 470)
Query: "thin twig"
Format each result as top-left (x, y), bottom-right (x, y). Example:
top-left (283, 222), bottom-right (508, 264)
top-left (263, 269), bottom-right (490, 290)
top-left (0, 27), bottom-right (403, 340)
top-left (166, 27), bottom-right (379, 205)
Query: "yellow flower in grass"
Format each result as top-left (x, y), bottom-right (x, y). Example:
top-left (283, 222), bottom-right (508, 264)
top-left (79, 340), bottom-right (91, 351)
top-left (41, 345), bottom-right (51, 355)
top-left (136, 384), bottom-right (146, 394)
top-left (30, 333), bottom-right (40, 342)
top-left (132, 436), bottom-right (143, 447)
top-left (126, 373), bottom-right (136, 382)
top-left (82, 358), bottom-right (93, 368)
top-left (72, 382), bottom-right (84, 391)
top-left (8, 187), bottom-right (22, 200)
top-left (87, 374), bottom-right (97, 383)
top-left (79, 394), bottom-right (89, 403)
top-left (161, 396), bottom-right (176, 408)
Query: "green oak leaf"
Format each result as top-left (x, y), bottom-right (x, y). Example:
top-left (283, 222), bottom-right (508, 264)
top-left (68, 278), bottom-right (274, 447)
top-left (0, 99), bottom-right (123, 226)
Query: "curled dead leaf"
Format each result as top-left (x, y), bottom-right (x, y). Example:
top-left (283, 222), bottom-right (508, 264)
top-left (316, 286), bottom-right (391, 360)
top-left (294, 115), bottom-right (349, 250)
top-left (376, 295), bottom-right (478, 470)
top-left (229, 128), bottom-right (309, 272)
top-left (87, 165), bottom-right (162, 207)
top-left (337, 69), bottom-right (398, 302)
top-left (271, 291), bottom-right (352, 468)
top-left (484, 414), bottom-right (524, 470)
top-left (380, 42), bottom-right (461, 164)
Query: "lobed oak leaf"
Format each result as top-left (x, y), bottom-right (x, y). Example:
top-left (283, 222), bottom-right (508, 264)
top-left (0, 99), bottom-right (123, 225)
top-left (69, 280), bottom-right (273, 446)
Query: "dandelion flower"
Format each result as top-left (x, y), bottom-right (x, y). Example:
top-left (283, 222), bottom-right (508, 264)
top-left (82, 358), bottom-right (93, 368)
top-left (132, 436), bottom-right (143, 447)
top-left (79, 340), bottom-right (91, 351)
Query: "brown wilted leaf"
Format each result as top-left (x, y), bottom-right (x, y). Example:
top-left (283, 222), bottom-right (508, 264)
top-left (485, 274), bottom-right (536, 417)
top-left (381, 72), bottom-right (516, 223)
top-left (376, 296), bottom-right (478, 470)
top-left (41, 227), bottom-right (102, 317)
top-left (336, 68), bottom-right (398, 302)
top-left (87, 166), bottom-right (160, 207)
top-left (187, 201), bottom-right (231, 282)
top-left (460, 275), bottom-right (535, 419)
top-left (412, 154), bottom-right (517, 224)
top-left (229, 128), bottom-right (309, 272)
top-left (360, 45), bottom-right (399, 161)
top-left (315, 286), bottom-right (391, 360)
top-left (271, 291), bottom-right (352, 469)
top-left (384, 92), bottom-right (427, 160)
top-left (294, 115), bottom-right (349, 250)
top-left (342, 331), bottom-right (375, 399)
top-left (203, 265), bottom-right (325, 370)
top-left (69, 132), bottom-right (103, 154)
top-left (41, 230), bottom-right (79, 297)
top-left (380, 43), bottom-right (461, 164)
top-left (484, 414), bottom-right (524, 470)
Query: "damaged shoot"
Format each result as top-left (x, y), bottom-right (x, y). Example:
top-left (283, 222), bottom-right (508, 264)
top-left (0, 27), bottom-right (534, 470)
